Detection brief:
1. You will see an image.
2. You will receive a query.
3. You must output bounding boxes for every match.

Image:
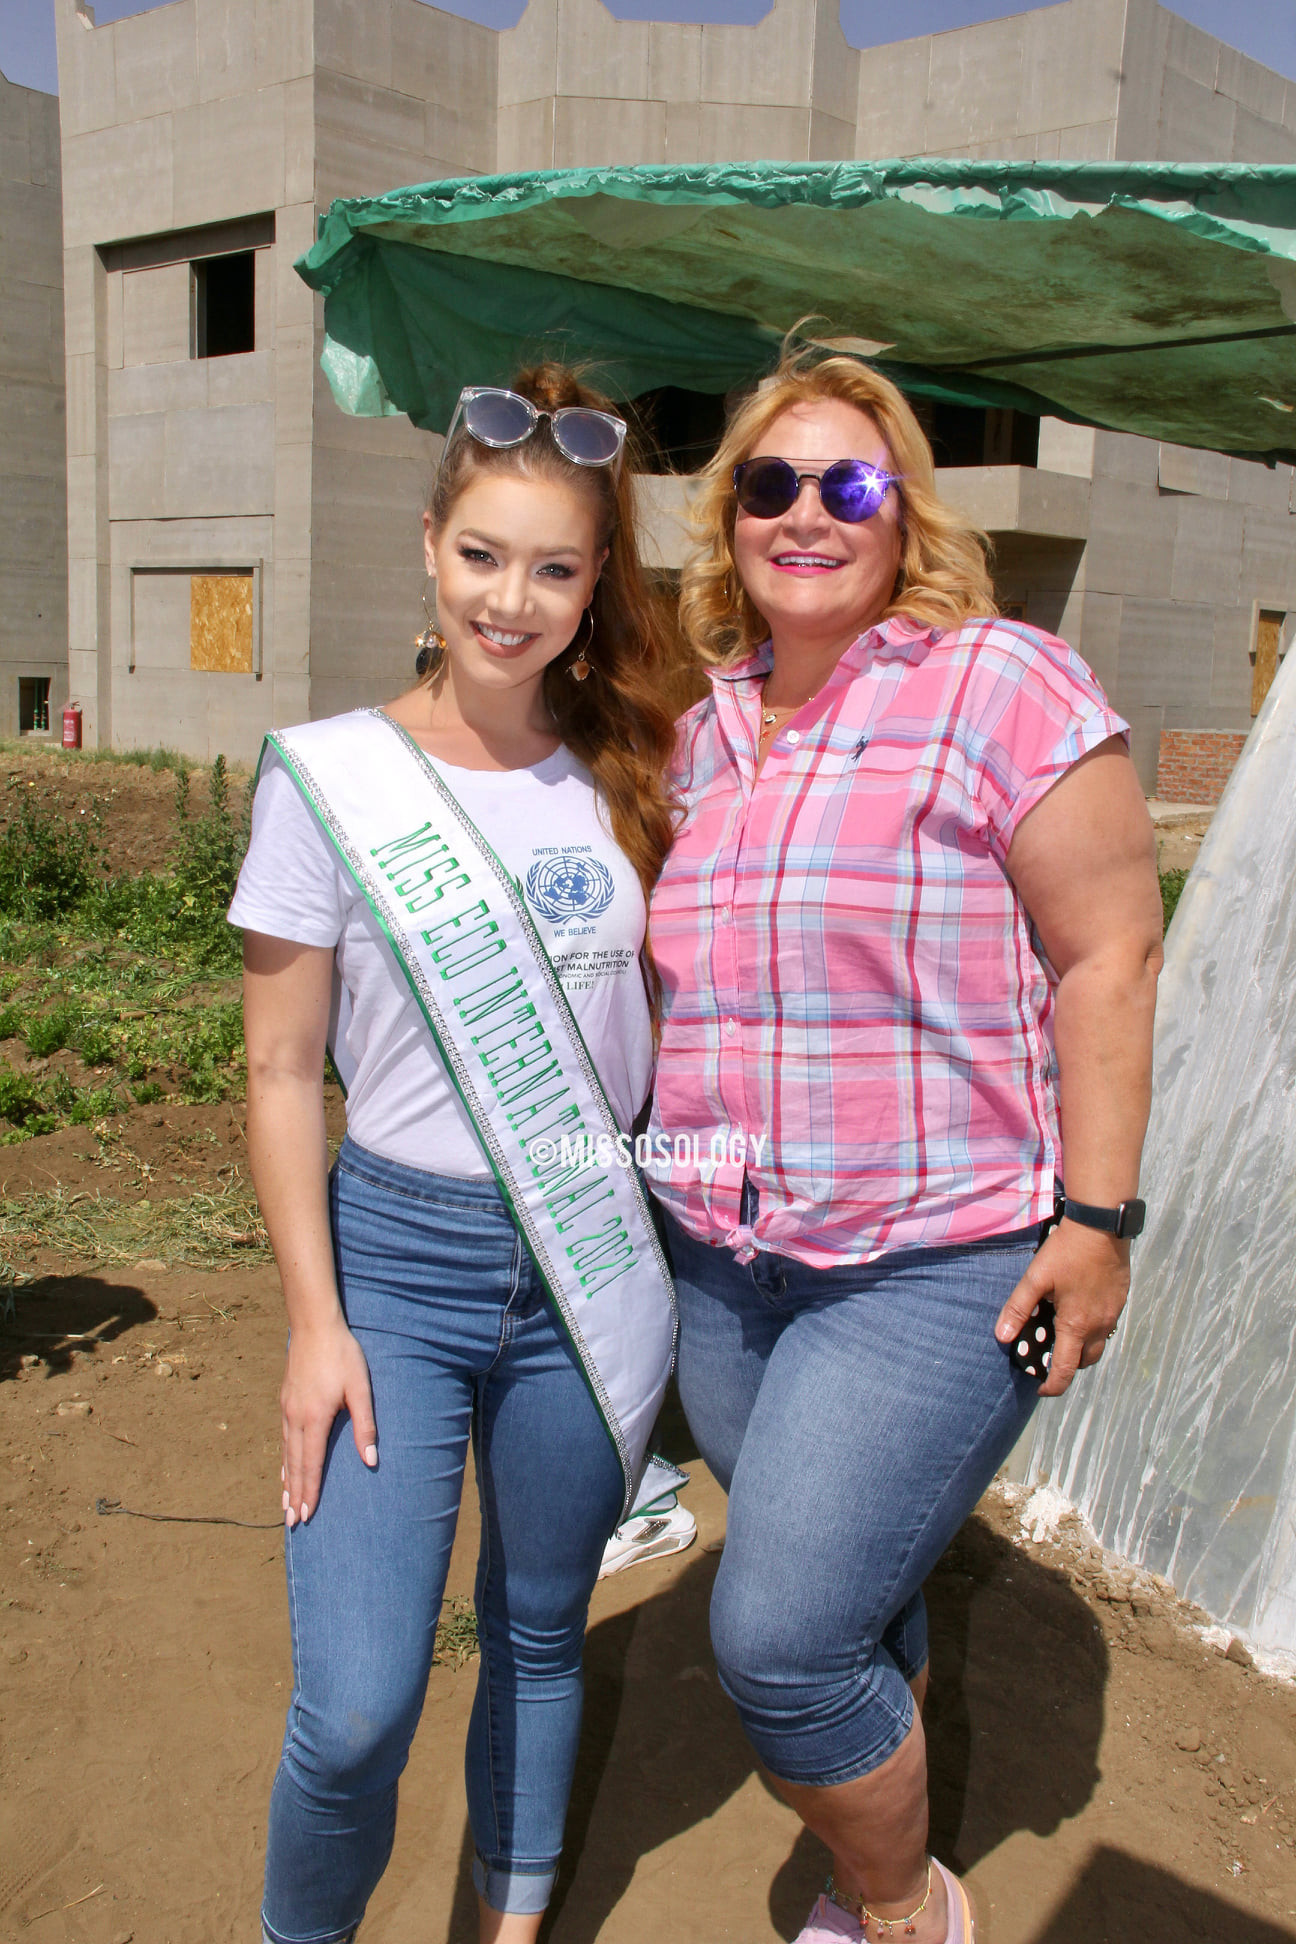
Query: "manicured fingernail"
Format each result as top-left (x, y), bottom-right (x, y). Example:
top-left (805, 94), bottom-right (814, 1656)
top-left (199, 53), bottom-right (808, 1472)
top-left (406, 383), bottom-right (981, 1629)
top-left (282, 1489), bottom-right (290, 1511)
top-left (364, 1444), bottom-right (378, 1467)
top-left (285, 1507), bottom-right (297, 1529)
top-left (299, 1503), bottom-right (310, 1523)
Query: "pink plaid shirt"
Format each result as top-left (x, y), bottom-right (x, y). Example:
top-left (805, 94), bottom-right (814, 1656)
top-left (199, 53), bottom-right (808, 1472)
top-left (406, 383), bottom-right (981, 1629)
top-left (644, 614), bottom-right (1128, 1267)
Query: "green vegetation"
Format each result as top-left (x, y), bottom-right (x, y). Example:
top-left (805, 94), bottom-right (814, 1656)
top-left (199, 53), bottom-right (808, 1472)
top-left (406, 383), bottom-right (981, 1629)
top-left (1159, 867), bottom-right (1189, 936)
top-left (0, 756), bottom-right (250, 1141)
top-left (433, 1595), bottom-right (480, 1669)
top-left (0, 1177), bottom-right (268, 1282)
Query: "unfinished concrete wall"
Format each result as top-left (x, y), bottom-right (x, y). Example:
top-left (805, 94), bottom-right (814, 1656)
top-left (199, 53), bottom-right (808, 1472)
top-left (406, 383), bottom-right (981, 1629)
top-left (309, 0), bottom-right (498, 723)
top-left (55, 0), bottom-right (316, 760)
top-left (498, 0), bottom-right (858, 172)
top-left (855, 0), bottom-right (1126, 163)
top-left (47, 0), bottom-right (1296, 783)
top-left (0, 71), bottom-right (68, 741)
top-left (1117, 0), bottom-right (1296, 162)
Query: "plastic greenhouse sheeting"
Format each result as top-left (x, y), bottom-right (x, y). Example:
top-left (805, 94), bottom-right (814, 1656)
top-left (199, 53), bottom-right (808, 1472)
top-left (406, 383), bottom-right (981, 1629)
top-left (1019, 641), bottom-right (1296, 1657)
top-left (295, 159), bottom-right (1296, 462)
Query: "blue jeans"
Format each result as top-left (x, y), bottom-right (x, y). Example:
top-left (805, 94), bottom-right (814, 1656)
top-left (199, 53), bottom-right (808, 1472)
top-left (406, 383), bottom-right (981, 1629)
top-left (261, 1139), bottom-right (624, 1944)
top-left (662, 1195), bottom-right (1042, 1788)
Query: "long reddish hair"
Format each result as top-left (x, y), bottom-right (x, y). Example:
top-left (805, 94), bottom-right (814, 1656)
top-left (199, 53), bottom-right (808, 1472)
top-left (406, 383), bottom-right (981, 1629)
top-left (427, 364), bottom-right (680, 912)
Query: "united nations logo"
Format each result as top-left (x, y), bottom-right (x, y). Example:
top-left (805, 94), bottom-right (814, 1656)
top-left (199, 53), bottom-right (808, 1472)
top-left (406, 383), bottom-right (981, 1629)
top-left (525, 853), bottom-right (615, 921)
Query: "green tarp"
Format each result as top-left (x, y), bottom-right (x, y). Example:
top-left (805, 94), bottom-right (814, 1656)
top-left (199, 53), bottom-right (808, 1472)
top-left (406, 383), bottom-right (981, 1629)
top-left (296, 159), bottom-right (1296, 464)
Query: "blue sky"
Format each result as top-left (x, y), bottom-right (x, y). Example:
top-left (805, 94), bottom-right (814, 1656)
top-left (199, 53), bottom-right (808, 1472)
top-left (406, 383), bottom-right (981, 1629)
top-left (1, 0), bottom-right (1292, 95)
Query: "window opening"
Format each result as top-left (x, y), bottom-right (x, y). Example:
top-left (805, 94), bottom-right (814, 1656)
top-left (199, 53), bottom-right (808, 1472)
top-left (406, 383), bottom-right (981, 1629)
top-left (193, 252), bottom-right (255, 359)
top-left (191, 573), bottom-right (255, 673)
top-left (18, 677), bottom-right (50, 735)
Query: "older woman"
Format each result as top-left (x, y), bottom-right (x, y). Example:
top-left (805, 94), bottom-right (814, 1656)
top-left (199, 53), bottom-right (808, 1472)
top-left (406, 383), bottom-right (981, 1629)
top-left (643, 355), bottom-right (1162, 1942)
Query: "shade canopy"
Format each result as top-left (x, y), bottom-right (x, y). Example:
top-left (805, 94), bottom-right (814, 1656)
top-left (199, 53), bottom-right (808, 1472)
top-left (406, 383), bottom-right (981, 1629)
top-left (296, 159), bottom-right (1296, 463)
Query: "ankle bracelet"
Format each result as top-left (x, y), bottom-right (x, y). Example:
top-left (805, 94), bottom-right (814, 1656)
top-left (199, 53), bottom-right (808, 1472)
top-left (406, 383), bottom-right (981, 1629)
top-left (826, 1860), bottom-right (933, 1937)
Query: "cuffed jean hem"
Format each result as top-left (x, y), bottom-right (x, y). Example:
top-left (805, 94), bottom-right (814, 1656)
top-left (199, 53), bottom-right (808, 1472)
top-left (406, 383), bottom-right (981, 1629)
top-left (724, 1663), bottom-right (916, 1790)
top-left (472, 1854), bottom-right (557, 1915)
top-left (262, 1915), bottom-right (358, 1944)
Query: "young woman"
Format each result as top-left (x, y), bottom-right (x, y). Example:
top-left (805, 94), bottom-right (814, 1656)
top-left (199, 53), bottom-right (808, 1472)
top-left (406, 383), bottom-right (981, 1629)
top-left (230, 367), bottom-right (678, 1944)
top-left (644, 354), bottom-right (1163, 1942)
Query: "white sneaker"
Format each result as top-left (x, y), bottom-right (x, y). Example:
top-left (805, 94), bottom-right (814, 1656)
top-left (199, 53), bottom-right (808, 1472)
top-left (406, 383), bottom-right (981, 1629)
top-left (598, 1504), bottom-right (697, 1578)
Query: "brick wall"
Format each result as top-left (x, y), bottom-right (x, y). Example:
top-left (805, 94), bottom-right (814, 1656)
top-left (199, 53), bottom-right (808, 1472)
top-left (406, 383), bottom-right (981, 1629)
top-left (1156, 729), bottom-right (1249, 805)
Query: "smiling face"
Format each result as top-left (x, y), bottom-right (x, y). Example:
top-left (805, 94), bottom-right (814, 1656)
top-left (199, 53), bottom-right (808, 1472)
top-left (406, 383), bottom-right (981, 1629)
top-left (731, 397), bottom-right (904, 660)
top-left (424, 468), bottom-right (605, 695)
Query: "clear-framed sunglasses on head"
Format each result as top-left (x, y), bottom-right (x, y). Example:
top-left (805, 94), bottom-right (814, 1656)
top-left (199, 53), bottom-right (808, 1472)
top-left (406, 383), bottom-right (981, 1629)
top-left (443, 386), bottom-right (627, 478)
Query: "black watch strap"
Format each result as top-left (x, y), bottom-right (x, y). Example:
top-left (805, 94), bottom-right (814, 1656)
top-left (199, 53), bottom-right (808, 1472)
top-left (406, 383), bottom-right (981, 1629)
top-left (1062, 1196), bottom-right (1146, 1240)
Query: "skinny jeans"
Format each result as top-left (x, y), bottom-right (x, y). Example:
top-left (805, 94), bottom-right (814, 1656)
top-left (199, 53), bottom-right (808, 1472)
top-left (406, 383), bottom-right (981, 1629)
top-left (662, 1191), bottom-right (1042, 1786)
top-left (261, 1138), bottom-right (624, 1944)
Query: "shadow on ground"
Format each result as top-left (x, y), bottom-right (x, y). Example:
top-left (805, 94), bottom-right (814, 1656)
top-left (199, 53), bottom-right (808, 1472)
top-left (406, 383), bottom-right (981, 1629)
top-left (445, 1502), bottom-right (1114, 1942)
top-left (1031, 1846), bottom-right (1293, 1941)
top-left (440, 1492), bottom-right (1290, 1942)
top-left (0, 1274), bottom-right (155, 1379)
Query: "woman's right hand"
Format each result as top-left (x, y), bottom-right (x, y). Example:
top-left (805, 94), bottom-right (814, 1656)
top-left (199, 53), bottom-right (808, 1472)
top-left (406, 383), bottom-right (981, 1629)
top-left (280, 1312), bottom-right (378, 1527)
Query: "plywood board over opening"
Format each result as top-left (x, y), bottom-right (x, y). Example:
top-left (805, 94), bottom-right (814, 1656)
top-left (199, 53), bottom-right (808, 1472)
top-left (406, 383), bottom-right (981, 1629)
top-left (191, 571), bottom-right (254, 672)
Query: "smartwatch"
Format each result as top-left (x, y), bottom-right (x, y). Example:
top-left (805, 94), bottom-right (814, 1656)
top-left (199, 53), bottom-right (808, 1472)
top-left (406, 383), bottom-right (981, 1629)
top-left (1061, 1196), bottom-right (1146, 1240)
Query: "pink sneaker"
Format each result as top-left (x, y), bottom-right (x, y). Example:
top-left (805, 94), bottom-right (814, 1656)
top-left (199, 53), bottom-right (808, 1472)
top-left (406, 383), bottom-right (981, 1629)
top-left (792, 1863), bottom-right (974, 1943)
top-left (932, 1859), bottom-right (975, 1942)
top-left (791, 1894), bottom-right (866, 1942)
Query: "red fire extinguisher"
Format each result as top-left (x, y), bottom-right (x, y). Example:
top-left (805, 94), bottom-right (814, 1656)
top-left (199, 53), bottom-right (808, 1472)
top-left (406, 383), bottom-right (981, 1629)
top-left (62, 701), bottom-right (82, 750)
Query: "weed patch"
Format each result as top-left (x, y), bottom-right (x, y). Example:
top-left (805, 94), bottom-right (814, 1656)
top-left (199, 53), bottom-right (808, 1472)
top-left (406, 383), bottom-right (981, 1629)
top-left (1160, 867), bottom-right (1188, 935)
top-left (0, 1175), bottom-right (268, 1283)
top-left (433, 1595), bottom-right (480, 1669)
top-left (0, 758), bottom-right (251, 1138)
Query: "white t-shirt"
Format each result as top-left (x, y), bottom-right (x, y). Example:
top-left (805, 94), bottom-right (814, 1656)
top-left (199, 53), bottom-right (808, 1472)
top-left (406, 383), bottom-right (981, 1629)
top-left (229, 734), bottom-right (653, 1179)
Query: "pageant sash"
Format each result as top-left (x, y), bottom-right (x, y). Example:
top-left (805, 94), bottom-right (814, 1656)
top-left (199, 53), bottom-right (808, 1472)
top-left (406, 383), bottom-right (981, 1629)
top-left (263, 709), bottom-right (676, 1513)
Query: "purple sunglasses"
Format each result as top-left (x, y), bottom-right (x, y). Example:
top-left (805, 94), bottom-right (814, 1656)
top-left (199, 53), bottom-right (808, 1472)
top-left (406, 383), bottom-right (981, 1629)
top-left (733, 457), bottom-right (900, 523)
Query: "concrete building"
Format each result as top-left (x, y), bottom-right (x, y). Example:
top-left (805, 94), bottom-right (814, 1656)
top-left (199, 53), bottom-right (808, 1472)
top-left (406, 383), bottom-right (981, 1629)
top-left (0, 67), bottom-right (67, 741)
top-left (40, 0), bottom-right (1296, 794)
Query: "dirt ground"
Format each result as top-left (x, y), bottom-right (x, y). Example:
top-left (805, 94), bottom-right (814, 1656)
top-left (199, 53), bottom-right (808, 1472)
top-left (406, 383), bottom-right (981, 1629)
top-left (0, 749), bottom-right (230, 879)
top-left (6, 749), bottom-right (1293, 1944)
top-left (1149, 800), bottom-right (1215, 875)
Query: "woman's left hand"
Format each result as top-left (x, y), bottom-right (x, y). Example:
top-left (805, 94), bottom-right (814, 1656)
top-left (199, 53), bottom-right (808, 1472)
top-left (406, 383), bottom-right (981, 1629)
top-left (995, 1220), bottom-right (1130, 1397)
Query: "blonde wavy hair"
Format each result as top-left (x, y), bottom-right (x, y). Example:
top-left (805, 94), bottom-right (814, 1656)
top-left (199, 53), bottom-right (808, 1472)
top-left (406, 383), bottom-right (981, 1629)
top-left (679, 351), bottom-right (998, 665)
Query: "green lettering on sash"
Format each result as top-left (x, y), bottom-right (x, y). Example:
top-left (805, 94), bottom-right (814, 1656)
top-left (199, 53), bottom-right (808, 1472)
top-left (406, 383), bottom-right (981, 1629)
top-left (482, 1025), bottom-right (552, 1083)
top-left (523, 1102), bottom-right (583, 1157)
top-left (550, 1178), bottom-right (615, 1231)
top-left (578, 1253), bottom-right (637, 1295)
top-left (421, 900), bottom-right (489, 949)
top-left (505, 1086), bottom-right (571, 1130)
top-left (472, 1003), bottom-right (541, 1056)
top-left (419, 903), bottom-right (505, 979)
top-left (530, 1139), bottom-right (597, 1202)
top-left (494, 1055), bottom-right (563, 1105)
top-left (454, 971), bottom-right (528, 1028)
top-left (565, 1214), bottom-right (632, 1266)
top-left (371, 821), bottom-right (440, 863)
top-left (566, 1216), bottom-right (637, 1291)
top-left (402, 856), bottom-right (472, 913)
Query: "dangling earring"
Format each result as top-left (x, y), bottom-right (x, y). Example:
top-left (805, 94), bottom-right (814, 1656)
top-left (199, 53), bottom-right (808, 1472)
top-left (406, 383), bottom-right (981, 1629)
top-left (415, 576), bottom-right (447, 678)
top-left (567, 606), bottom-right (594, 683)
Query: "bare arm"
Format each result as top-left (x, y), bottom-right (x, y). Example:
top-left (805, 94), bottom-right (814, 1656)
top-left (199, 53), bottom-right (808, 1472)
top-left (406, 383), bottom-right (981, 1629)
top-left (994, 737), bottom-right (1164, 1396)
top-left (243, 931), bottom-right (377, 1522)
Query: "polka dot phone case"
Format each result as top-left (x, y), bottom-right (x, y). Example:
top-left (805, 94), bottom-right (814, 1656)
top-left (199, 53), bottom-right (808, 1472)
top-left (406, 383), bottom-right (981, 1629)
top-left (1009, 1299), bottom-right (1055, 1380)
top-left (1008, 1193), bottom-right (1063, 1381)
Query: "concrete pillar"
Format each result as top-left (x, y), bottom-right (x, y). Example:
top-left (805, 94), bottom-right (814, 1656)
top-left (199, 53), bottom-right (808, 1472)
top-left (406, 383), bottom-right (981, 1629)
top-left (63, 243), bottom-right (110, 746)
